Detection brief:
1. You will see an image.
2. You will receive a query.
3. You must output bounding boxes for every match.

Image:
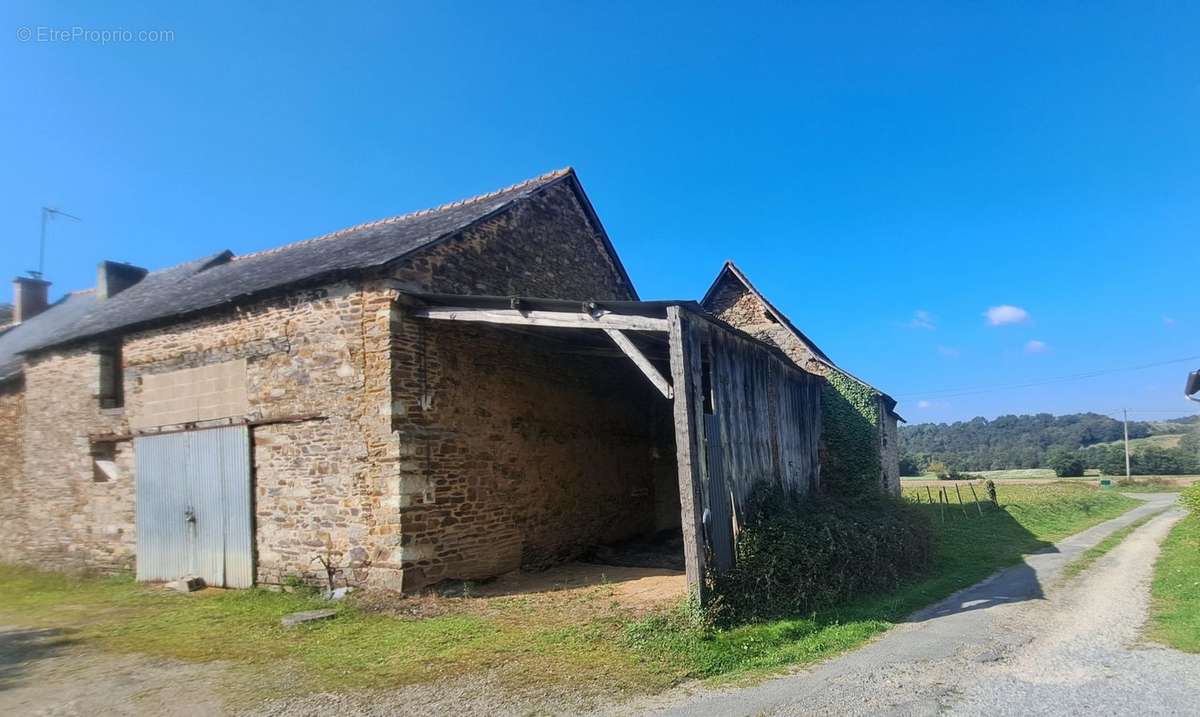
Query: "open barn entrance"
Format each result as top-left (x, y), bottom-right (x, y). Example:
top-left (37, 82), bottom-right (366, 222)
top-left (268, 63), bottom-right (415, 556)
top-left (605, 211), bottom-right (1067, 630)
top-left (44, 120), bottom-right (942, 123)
top-left (404, 293), bottom-right (822, 602)
top-left (405, 296), bottom-right (685, 583)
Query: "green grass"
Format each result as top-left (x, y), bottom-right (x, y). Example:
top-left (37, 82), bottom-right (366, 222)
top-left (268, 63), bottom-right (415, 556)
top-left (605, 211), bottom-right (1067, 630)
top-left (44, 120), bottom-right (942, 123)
top-left (1061, 512), bottom-right (1160, 579)
top-left (0, 483), bottom-right (1139, 700)
top-left (901, 468), bottom-right (1057, 481)
top-left (1150, 511), bottom-right (1200, 652)
top-left (1095, 433), bottom-right (1185, 451)
top-left (1109, 476), bottom-right (1200, 493)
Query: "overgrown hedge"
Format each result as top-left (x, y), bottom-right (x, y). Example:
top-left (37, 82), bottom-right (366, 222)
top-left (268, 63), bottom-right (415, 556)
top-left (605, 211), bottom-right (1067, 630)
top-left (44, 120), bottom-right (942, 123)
top-left (1180, 484), bottom-right (1200, 514)
top-left (821, 369), bottom-right (882, 496)
top-left (709, 486), bottom-right (932, 623)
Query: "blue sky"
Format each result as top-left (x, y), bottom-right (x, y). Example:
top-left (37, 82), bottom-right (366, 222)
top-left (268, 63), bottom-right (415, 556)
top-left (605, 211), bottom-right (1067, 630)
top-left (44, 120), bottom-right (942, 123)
top-left (2, 2), bottom-right (1197, 423)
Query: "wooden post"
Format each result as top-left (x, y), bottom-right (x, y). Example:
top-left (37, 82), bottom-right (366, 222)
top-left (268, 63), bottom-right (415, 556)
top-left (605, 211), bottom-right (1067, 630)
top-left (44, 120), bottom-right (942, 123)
top-left (938, 487), bottom-right (946, 523)
top-left (954, 484), bottom-right (969, 517)
top-left (968, 482), bottom-right (985, 516)
top-left (667, 306), bottom-right (708, 600)
top-left (925, 486), bottom-right (934, 504)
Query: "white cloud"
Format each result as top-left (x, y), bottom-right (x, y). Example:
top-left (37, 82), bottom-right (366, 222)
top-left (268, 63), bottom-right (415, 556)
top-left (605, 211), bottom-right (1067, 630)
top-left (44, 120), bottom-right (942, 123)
top-left (1024, 339), bottom-right (1048, 354)
top-left (916, 399), bottom-right (950, 410)
top-left (984, 305), bottom-right (1030, 326)
top-left (937, 345), bottom-right (960, 357)
top-left (905, 310), bottom-right (936, 330)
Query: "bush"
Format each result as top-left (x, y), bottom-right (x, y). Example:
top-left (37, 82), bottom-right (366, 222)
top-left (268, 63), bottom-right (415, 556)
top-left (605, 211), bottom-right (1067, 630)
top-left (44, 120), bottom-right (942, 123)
top-left (708, 486), bottom-right (933, 623)
top-left (1048, 449), bottom-right (1086, 478)
top-left (1180, 484), bottom-right (1200, 514)
top-left (937, 467), bottom-right (978, 481)
top-left (898, 454), bottom-right (924, 477)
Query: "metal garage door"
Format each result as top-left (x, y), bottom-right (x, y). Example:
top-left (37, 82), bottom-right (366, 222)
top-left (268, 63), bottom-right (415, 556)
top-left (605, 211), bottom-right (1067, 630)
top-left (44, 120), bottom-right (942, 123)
top-left (134, 425), bottom-right (253, 588)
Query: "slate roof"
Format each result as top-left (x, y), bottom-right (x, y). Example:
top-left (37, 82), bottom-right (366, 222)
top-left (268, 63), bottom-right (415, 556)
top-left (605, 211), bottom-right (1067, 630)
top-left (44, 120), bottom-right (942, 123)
top-left (700, 261), bottom-right (901, 418)
top-left (0, 290), bottom-right (99, 381)
top-left (20, 168), bottom-right (628, 360)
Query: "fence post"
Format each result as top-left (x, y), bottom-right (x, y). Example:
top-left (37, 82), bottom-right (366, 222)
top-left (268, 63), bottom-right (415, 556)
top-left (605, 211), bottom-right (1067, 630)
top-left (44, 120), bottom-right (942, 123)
top-left (968, 482), bottom-right (985, 516)
top-left (954, 484), bottom-right (969, 518)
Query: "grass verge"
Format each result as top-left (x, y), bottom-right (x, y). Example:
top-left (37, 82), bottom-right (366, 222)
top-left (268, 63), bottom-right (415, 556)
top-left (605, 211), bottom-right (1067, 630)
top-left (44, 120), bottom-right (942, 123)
top-left (1061, 512), bottom-right (1160, 579)
top-left (1149, 511), bottom-right (1200, 652)
top-left (1111, 476), bottom-right (1199, 493)
top-left (0, 483), bottom-right (1139, 700)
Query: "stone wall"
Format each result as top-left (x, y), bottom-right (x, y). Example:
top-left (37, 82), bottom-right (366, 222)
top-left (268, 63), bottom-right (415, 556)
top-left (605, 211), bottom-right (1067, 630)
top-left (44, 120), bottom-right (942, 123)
top-left (119, 280), bottom-right (399, 586)
top-left (704, 277), bottom-right (829, 376)
top-left (880, 408), bottom-right (901, 496)
top-left (17, 347), bottom-right (136, 570)
top-left (0, 379), bottom-right (27, 562)
top-left (7, 280), bottom-right (400, 584)
top-left (389, 316), bottom-right (676, 590)
top-left (392, 180), bottom-right (636, 300)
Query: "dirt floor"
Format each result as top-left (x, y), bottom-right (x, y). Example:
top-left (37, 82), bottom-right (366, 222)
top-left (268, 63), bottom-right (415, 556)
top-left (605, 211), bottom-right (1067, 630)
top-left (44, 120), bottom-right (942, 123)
top-left (473, 562), bottom-right (686, 610)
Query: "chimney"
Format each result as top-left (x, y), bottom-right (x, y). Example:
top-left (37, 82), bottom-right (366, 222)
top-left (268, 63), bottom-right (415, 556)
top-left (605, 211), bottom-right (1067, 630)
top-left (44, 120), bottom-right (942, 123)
top-left (97, 261), bottom-right (148, 300)
top-left (13, 276), bottom-right (51, 323)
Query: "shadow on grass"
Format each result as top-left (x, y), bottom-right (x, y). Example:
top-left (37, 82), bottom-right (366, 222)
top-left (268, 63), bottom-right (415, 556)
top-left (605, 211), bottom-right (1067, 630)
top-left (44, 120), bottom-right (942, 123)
top-left (0, 626), bottom-right (78, 691)
top-left (892, 501), bottom-right (1057, 623)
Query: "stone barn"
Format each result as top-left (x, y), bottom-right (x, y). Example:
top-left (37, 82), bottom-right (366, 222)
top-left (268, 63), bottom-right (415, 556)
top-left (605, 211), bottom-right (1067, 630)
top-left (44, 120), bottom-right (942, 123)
top-left (0, 169), bottom-right (823, 596)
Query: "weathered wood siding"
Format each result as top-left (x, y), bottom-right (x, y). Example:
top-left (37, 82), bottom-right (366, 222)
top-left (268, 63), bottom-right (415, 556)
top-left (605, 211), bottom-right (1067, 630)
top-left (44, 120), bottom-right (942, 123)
top-left (686, 314), bottom-right (822, 573)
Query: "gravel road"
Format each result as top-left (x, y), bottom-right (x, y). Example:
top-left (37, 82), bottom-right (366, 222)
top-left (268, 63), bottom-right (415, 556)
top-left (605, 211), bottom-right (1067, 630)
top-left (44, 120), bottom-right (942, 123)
top-left (620, 492), bottom-right (1199, 717)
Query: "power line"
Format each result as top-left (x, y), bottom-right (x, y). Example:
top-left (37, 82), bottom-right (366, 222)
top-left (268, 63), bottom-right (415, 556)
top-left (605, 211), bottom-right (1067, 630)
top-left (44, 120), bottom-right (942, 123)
top-left (895, 354), bottom-right (1200, 400)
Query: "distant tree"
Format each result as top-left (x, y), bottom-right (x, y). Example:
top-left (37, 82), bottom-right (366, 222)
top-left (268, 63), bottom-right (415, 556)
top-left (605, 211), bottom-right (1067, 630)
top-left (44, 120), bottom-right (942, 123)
top-left (1047, 448), bottom-right (1085, 478)
top-left (898, 454), bottom-right (924, 476)
top-left (899, 412), bottom-right (1162, 473)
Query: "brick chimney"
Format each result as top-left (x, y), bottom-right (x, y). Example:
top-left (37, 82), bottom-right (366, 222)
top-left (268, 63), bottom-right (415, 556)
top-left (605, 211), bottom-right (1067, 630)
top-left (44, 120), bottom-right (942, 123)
top-left (13, 276), bottom-right (50, 323)
top-left (97, 261), bottom-right (148, 299)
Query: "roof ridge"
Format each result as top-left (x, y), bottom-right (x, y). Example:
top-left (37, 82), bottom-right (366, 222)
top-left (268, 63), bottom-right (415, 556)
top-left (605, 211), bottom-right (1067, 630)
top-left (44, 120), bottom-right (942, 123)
top-left (232, 167), bottom-right (573, 263)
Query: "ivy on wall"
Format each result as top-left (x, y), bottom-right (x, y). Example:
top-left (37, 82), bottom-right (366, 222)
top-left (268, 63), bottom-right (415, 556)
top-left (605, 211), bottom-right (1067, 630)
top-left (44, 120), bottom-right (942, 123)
top-left (820, 368), bottom-right (881, 496)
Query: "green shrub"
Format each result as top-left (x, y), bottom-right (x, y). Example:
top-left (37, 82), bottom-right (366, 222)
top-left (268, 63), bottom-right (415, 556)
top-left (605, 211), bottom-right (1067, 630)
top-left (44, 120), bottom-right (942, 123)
top-left (1180, 484), bottom-right (1200, 513)
top-left (1048, 448), bottom-right (1085, 477)
top-left (708, 486), bottom-right (933, 623)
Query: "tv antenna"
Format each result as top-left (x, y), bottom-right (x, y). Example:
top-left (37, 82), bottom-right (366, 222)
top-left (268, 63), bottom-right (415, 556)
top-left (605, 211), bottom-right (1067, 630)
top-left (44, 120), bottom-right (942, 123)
top-left (32, 206), bottom-right (81, 279)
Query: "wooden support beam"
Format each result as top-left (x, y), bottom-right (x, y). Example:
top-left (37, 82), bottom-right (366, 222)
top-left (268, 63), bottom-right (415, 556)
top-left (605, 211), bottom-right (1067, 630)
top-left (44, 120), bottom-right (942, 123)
top-left (667, 306), bottom-right (709, 600)
top-left (411, 306), bottom-right (669, 332)
top-left (603, 328), bottom-right (673, 399)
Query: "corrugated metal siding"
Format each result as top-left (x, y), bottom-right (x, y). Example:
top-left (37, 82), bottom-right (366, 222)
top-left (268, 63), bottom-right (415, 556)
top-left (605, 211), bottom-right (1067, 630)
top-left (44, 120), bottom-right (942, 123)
top-left (134, 426), bottom-right (252, 587)
top-left (690, 317), bottom-right (822, 572)
top-left (135, 432), bottom-right (192, 582)
top-left (218, 427), bottom-right (254, 588)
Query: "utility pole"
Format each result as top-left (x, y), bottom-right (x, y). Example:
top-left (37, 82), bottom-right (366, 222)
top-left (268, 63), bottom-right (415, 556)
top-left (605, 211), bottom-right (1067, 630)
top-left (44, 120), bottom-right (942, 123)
top-left (1123, 408), bottom-right (1131, 478)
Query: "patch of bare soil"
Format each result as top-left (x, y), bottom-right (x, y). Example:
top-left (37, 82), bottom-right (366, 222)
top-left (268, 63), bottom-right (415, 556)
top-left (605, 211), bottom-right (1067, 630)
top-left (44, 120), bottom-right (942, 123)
top-left (353, 561), bottom-right (686, 621)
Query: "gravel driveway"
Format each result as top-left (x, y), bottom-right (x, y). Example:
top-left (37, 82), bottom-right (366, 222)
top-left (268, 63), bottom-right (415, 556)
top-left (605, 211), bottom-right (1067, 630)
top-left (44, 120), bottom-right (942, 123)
top-left (621, 492), bottom-right (1199, 716)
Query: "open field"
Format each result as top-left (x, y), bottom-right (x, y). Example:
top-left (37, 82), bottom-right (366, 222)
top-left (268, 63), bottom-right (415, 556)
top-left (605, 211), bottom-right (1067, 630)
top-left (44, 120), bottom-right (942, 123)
top-left (903, 472), bottom-right (1200, 491)
top-left (1150, 510), bottom-right (1200, 652)
top-left (0, 484), bottom-right (1139, 711)
top-left (902, 468), bottom-right (1057, 481)
top-left (1095, 433), bottom-right (1187, 451)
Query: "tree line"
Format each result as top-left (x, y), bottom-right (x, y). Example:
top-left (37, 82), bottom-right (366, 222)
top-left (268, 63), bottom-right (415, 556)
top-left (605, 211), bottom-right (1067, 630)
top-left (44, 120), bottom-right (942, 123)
top-left (899, 412), bottom-right (1200, 476)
